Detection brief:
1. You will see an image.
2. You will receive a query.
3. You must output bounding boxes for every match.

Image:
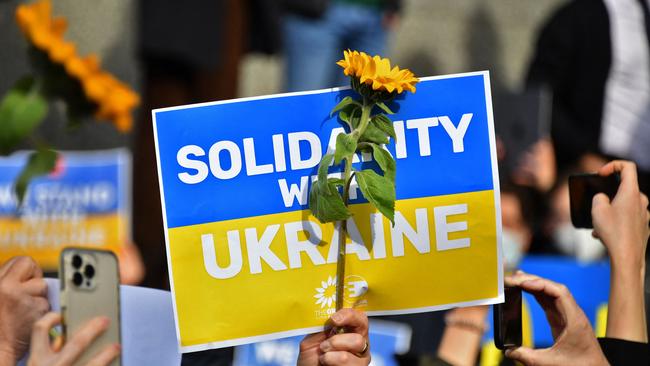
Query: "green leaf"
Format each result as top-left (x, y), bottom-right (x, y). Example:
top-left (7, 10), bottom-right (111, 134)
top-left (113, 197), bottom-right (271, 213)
top-left (334, 133), bottom-right (357, 164)
top-left (370, 144), bottom-right (396, 181)
top-left (375, 102), bottom-right (394, 115)
top-left (317, 153), bottom-right (334, 190)
top-left (328, 177), bottom-right (346, 187)
top-left (14, 148), bottom-right (58, 203)
top-left (0, 76), bottom-right (48, 155)
top-left (330, 96), bottom-right (359, 117)
top-left (309, 180), bottom-right (352, 223)
top-left (371, 114), bottom-right (396, 140)
top-left (355, 169), bottom-right (395, 224)
top-left (338, 104), bottom-right (361, 129)
top-left (360, 123), bottom-right (389, 145)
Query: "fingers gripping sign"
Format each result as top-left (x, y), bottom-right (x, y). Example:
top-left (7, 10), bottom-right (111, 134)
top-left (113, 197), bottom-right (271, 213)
top-left (298, 308), bottom-right (371, 366)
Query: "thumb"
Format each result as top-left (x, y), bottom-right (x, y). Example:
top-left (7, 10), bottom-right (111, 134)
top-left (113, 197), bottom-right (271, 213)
top-left (505, 346), bottom-right (541, 365)
top-left (591, 193), bottom-right (611, 223)
top-left (592, 193), bottom-right (610, 210)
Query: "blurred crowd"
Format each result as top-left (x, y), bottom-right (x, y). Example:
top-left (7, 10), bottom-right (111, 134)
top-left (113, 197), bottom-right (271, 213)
top-left (133, 2), bottom-right (650, 363)
top-left (1, 0), bottom-right (650, 365)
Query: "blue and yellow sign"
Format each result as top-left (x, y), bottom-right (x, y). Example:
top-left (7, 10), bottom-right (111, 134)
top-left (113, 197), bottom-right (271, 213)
top-left (0, 149), bottom-right (131, 270)
top-left (153, 72), bottom-right (504, 352)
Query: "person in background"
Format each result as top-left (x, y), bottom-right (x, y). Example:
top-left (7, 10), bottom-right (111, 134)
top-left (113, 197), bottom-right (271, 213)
top-left (526, 0), bottom-right (650, 192)
top-left (282, 0), bottom-right (401, 92)
top-left (500, 182), bottom-right (536, 271)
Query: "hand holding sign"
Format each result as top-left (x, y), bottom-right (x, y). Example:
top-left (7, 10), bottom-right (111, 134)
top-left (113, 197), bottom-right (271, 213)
top-left (298, 309), bottom-right (370, 366)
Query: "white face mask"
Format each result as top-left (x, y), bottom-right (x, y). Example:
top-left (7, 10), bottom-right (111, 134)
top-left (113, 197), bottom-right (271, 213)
top-left (502, 229), bottom-right (524, 271)
top-left (552, 222), bottom-right (605, 262)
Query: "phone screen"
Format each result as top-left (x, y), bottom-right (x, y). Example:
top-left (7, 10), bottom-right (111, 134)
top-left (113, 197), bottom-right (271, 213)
top-left (493, 286), bottom-right (522, 350)
top-left (569, 173), bottom-right (620, 228)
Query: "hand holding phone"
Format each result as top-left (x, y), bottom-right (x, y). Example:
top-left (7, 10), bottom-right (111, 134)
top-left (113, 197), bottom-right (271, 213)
top-left (493, 286), bottom-right (522, 350)
top-left (569, 173), bottom-right (620, 228)
top-left (28, 312), bottom-right (120, 366)
top-left (503, 272), bottom-right (607, 364)
top-left (60, 248), bottom-right (121, 366)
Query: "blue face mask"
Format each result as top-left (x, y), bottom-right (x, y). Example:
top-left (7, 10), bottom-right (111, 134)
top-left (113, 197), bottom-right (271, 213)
top-left (502, 229), bottom-right (524, 271)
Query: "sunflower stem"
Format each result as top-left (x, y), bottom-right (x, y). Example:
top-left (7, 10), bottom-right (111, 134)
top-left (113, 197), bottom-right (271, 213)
top-left (335, 99), bottom-right (372, 313)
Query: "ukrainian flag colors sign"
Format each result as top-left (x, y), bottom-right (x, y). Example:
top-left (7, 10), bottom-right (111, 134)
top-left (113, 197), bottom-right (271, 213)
top-left (0, 149), bottom-right (131, 270)
top-left (153, 71), bottom-right (503, 352)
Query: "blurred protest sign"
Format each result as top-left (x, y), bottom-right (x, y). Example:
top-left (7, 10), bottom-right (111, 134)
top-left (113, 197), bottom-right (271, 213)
top-left (234, 319), bottom-right (411, 366)
top-left (153, 71), bottom-right (503, 352)
top-left (0, 149), bottom-right (131, 270)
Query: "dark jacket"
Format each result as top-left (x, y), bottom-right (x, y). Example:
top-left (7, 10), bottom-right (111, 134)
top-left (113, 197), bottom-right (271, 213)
top-left (526, 0), bottom-right (611, 170)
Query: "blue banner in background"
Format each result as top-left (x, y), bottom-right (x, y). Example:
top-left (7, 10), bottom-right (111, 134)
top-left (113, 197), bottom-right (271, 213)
top-left (0, 149), bottom-right (131, 270)
top-left (0, 150), bottom-right (129, 215)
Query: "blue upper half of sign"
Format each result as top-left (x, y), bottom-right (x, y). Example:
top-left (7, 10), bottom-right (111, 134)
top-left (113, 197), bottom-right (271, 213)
top-left (0, 150), bottom-right (129, 215)
top-left (154, 73), bottom-right (497, 229)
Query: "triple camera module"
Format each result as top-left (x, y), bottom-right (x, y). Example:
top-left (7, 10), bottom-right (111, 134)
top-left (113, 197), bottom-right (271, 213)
top-left (70, 253), bottom-right (96, 290)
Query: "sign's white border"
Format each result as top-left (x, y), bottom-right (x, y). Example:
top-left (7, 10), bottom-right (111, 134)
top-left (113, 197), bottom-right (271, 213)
top-left (152, 71), bottom-right (504, 353)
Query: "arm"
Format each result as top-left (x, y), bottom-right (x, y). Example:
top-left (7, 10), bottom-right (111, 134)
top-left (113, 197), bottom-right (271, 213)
top-left (436, 306), bottom-right (488, 366)
top-left (592, 160), bottom-right (649, 342)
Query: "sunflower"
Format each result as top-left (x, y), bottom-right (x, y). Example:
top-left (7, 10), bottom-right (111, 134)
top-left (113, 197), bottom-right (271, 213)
top-left (15, 0), bottom-right (139, 132)
top-left (337, 50), bottom-right (419, 94)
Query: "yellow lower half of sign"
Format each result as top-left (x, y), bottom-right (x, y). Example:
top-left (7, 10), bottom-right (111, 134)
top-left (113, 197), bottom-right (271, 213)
top-left (0, 213), bottom-right (127, 270)
top-left (167, 189), bottom-right (501, 350)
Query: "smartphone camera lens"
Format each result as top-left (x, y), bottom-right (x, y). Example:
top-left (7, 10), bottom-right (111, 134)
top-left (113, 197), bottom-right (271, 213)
top-left (84, 264), bottom-right (95, 279)
top-left (72, 272), bottom-right (83, 286)
top-left (72, 255), bottom-right (82, 269)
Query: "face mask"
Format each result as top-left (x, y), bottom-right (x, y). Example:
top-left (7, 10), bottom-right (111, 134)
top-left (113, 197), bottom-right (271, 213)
top-left (502, 229), bottom-right (524, 271)
top-left (553, 222), bottom-right (605, 262)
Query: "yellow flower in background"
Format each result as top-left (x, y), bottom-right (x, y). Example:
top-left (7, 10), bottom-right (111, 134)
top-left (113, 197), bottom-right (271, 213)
top-left (15, 0), bottom-right (139, 132)
top-left (337, 50), bottom-right (419, 94)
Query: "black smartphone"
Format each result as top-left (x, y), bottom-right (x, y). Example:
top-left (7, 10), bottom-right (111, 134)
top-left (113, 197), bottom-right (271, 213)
top-left (568, 173), bottom-right (620, 228)
top-left (493, 286), bottom-right (522, 350)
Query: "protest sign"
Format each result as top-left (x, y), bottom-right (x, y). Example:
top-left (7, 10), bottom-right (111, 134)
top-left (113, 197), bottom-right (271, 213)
top-left (153, 71), bottom-right (503, 352)
top-left (0, 149), bottom-right (131, 270)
